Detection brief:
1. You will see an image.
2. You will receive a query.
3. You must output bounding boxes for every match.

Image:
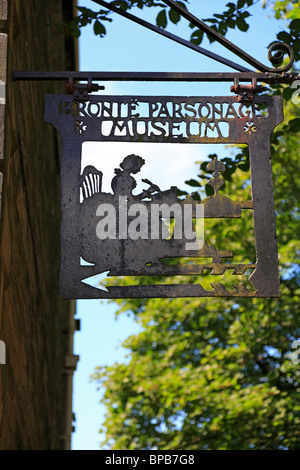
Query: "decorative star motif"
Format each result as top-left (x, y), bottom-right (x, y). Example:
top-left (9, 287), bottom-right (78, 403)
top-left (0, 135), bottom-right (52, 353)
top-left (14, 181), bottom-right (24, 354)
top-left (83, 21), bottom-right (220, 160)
top-left (244, 121), bottom-right (256, 134)
top-left (75, 120), bottom-right (87, 134)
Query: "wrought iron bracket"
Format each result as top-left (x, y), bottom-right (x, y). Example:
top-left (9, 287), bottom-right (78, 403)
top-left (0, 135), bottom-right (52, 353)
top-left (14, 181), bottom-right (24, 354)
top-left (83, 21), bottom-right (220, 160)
top-left (93, 0), bottom-right (295, 74)
top-left (11, 2), bottom-right (299, 87)
top-left (161, 0), bottom-right (294, 73)
top-left (11, 70), bottom-right (300, 85)
top-left (66, 77), bottom-right (104, 101)
top-left (230, 78), bottom-right (266, 103)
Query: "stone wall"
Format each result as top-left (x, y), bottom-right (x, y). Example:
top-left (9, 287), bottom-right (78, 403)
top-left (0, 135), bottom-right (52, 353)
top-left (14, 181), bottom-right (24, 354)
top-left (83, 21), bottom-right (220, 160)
top-left (0, 0), bottom-right (78, 450)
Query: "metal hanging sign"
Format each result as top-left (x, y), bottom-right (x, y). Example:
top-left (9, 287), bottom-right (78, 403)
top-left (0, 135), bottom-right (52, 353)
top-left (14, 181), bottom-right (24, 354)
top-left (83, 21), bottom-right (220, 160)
top-left (13, 0), bottom-right (299, 299)
top-left (44, 92), bottom-right (282, 299)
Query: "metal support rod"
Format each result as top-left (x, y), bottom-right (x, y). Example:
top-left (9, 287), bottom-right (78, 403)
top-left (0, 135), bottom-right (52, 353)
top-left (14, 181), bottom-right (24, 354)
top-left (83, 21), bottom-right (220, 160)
top-left (11, 70), bottom-right (299, 84)
top-left (161, 0), bottom-right (294, 73)
top-left (92, 0), bottom-right (251, 72)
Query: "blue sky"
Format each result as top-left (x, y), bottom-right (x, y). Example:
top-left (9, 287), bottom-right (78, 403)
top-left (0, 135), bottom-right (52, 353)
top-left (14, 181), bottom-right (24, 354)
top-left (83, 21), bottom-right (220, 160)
top-left (71, 0), bottom-right (287, 450)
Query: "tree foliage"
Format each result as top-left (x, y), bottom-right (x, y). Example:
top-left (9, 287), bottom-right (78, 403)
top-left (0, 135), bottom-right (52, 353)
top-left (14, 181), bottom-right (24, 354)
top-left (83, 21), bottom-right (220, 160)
top-left (79, 1), bottom-right (300, 450)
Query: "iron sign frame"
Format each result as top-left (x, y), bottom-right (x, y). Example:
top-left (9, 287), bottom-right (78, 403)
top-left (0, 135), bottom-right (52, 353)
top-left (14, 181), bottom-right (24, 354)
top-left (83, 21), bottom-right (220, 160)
top-left (44, 92), bottom-right (283, 299)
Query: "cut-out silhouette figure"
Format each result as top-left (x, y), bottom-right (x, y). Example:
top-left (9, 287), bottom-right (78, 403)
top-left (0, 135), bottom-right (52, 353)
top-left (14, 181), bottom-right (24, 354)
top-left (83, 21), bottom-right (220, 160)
top-left (111, 154), bottom-right (160, 200)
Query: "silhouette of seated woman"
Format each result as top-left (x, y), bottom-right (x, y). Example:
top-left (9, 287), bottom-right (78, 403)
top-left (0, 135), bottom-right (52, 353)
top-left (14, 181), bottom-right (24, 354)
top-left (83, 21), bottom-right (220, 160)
top-left (111, 154), bottom-right (160, 200)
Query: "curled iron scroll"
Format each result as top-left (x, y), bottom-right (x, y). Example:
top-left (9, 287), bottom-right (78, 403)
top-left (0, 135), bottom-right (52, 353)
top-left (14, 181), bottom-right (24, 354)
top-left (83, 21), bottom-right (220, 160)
top-left (267, 41), bottom-right (294, 71)
top-left (162, 0), bottom-right (294, 73)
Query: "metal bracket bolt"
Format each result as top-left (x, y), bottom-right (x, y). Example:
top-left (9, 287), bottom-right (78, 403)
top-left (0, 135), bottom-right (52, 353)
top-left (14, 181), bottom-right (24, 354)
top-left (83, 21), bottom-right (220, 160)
top-left (231, 78), bottom-right (265, 102)
top-left (66, 77), bottom-right (104, 100)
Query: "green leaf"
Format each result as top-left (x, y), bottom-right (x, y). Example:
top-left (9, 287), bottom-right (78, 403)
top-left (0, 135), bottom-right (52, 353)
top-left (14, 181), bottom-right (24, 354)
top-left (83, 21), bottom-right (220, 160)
top-left (169, 8), bottom-right (181, 25)
top-left (226, 2), bottom-right (236, 14)
top-left (78, 16), bottom-right (89, 27)
top-left (237, 0), bottom-right (246, 8)
top-left (156, 9), bottom-right (168, 29)
top-left (288, 118), bottom-right (300, 132)
top-left (205, 184), bottom-right (214, 196)
top-left (93, 20), bottom-right (106, 37)
top-left (185, 178), bottom-right (201, 187)
top-left (293, 39), bottom-right (300, 59)
top-left (200, 161), bottom-right (209, 171)
top-left (177, 189), bottom-right (188, 197)
top-left (226, 18), bottom-right (236, 29)
top-left (238, 162), bottom-right (250, 171)
top-left (192, 192), bottom-right (201, 201)
top-left (282, 87), bottom-right (295, 101)
top-left (68, 22), bottom-right (81, 38)
top-left (290, 19), bottom-right (300, 32)
top-left (218, 23), bottom-right (228, 36)
top-left (241, 11), bottom-right (251, 18)
top-left (76, 6), bottom-right (96, 17)
top-left (277, 31), bottom-right (292, 43)
top-left (190, 29), bottom-right (204, 45)
top-left (236, 17), bottom-right (249, 32)
top-left (112, 0), bottom-right (128, 11)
